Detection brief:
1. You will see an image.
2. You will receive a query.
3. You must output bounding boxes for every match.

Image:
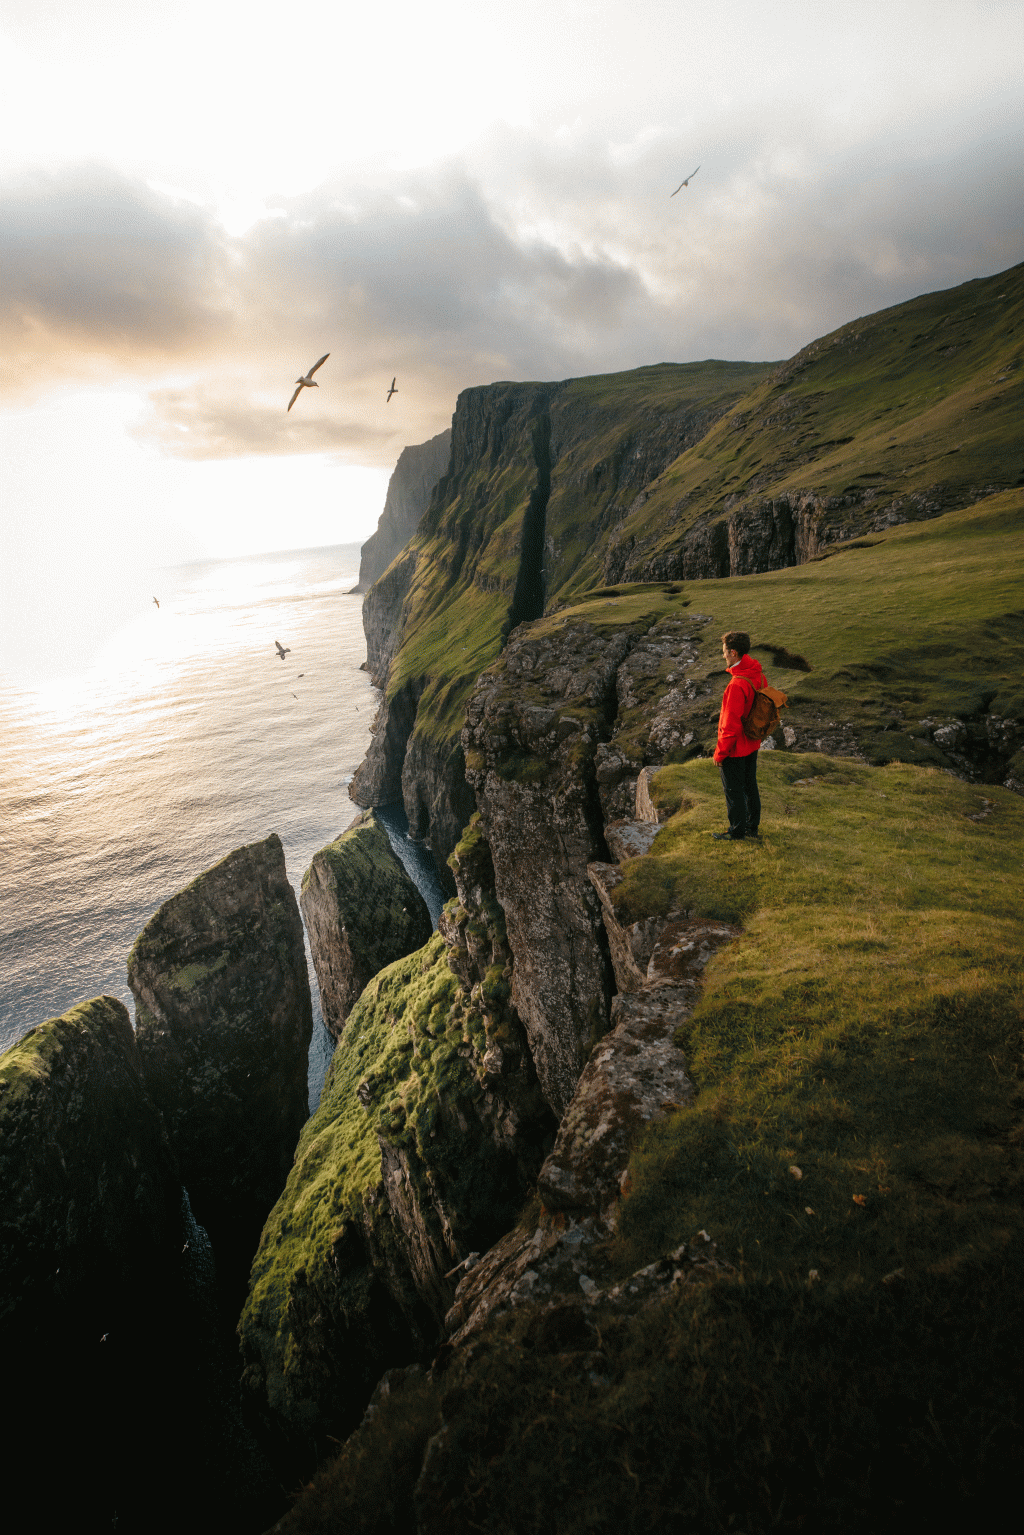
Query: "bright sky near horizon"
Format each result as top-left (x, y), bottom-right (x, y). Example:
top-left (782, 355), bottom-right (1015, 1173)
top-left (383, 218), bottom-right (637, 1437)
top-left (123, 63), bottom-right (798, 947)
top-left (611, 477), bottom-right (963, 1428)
top-left (1, 0), bottom-right (1022, 679)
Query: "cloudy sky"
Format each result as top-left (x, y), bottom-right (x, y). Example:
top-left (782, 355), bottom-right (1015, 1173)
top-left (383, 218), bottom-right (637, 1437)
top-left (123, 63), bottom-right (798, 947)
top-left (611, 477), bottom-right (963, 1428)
top-left (1, 0), bottom-right (1021, 675)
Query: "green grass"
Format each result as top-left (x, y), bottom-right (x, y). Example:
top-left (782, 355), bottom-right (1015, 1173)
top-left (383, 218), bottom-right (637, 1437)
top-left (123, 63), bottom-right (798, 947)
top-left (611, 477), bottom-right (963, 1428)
top-left (608, 752), bottom-right (1024, 1291)
top-left (270, 743), bottom-right (1024, 1535)
top-left (535, 489), bottom-right (1024, 763)
top-left (609, 262), bottom-right (1024, 579)
top-left (240, 921), bottom-right (538, 1432)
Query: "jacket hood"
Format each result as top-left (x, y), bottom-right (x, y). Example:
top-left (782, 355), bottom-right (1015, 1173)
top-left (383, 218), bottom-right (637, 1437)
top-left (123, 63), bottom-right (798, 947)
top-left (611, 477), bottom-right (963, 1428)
top-left (729, 653), bottom-right (766, 684)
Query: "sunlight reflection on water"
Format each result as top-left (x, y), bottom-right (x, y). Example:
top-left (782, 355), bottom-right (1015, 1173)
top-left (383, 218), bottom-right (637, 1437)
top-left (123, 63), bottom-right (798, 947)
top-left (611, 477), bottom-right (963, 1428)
top-left (1, 542), bottom-right (375, 1109)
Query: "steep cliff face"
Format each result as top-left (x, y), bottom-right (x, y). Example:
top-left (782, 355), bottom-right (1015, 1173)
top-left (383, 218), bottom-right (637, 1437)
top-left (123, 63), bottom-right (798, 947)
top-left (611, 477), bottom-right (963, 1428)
top-left (301, 811), bottom-right (433, 1040)
top-left (350, 364), bottom-right (767, 875)
top-left (0, 995), bottom-right (181, 1329)
top-left (352, 264), bottom-right (1022, 877)
top-left (355, 430), bottom-right (452, 594)
top-left (128, 833), bottom-right (313, 1272)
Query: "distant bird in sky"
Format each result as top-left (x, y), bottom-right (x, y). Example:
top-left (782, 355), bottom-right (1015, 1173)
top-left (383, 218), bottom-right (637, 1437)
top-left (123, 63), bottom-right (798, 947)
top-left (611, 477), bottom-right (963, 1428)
top-left (152, 596), bottom-right (160, 608)
top-left (288, 353), bottom-right (329, 411)
top-left (670, 165), bottom-right (700, 195)
top-left (386, 377), bottom-right (398, 402)
top-left (275, 640), bottom-right (290, 659)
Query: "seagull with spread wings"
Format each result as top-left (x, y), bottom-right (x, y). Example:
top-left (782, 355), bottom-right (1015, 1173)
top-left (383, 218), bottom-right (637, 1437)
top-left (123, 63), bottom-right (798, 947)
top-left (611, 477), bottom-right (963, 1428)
top-left (386, 377), bottom-right (398, 402)
top-left (287, 354), bottom-right (330, 411)
top-left (670, 165), bottom-right (700, 195)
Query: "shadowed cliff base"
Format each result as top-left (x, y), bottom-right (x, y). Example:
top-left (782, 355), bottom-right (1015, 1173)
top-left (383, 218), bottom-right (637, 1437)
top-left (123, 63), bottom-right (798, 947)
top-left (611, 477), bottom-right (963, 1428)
top-left (0, 999), bottom-right (281, 1535)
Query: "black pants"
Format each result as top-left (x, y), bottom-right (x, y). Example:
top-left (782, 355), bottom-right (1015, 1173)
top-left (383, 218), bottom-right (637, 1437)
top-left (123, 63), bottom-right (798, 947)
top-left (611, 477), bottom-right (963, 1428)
top-left (719, 753), bottom-right (760, 838)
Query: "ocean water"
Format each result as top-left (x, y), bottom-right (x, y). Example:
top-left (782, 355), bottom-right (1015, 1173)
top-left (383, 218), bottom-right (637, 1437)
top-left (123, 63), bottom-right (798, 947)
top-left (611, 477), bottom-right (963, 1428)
top-left (0, 541), bottom-right (382, 1100)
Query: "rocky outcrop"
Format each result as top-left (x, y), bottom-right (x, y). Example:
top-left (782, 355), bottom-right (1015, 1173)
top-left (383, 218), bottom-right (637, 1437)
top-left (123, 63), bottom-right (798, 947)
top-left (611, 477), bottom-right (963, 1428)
top-left (444, 903), bottom-right (737, 1340)
top-left (240, 825), bottom-right (555, 1442)
top-left (460, 605), bottom-right (724, 1116)
top-left (301, 811), bottom-right (432, 1040)
top-left (0, 995), bottom-right (181, 1331)
top-left (129, 833), bottom-right (312, 1272)
top-left (463, 619), bottom-right (634, 1116)
top-left (355, 430), bottom-right (452, 594)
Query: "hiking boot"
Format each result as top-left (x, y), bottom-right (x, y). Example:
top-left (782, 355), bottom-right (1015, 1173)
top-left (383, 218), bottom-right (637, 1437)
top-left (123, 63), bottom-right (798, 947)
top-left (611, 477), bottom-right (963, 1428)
top-left (712, 831), bottom-right (744, 840)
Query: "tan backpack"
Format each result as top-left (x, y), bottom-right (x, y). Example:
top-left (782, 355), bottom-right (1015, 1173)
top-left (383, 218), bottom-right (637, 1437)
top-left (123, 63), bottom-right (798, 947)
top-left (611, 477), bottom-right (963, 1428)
top-left (740, 679), bottom-right (789, 741)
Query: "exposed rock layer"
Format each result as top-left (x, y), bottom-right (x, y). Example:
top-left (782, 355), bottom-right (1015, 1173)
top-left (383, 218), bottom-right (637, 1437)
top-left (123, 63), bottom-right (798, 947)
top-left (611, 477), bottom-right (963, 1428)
top-left (240, 825), bottom-right (555, 1442)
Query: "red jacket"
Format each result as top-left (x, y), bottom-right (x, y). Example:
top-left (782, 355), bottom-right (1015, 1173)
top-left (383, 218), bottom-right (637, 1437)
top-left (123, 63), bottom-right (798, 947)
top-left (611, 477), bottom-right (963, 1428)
top-left (714, 653), bottom-right (767, 763)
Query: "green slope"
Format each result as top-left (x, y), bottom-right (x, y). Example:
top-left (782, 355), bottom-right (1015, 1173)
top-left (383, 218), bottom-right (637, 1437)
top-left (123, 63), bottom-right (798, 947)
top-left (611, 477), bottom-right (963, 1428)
top-left (602, 261), bottom-right (1024, 582)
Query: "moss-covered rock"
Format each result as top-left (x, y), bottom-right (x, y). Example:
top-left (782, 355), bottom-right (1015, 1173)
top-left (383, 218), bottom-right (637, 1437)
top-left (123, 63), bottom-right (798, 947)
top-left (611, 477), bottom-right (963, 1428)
top-left (128, 832), bottom-right (312, 1279)
top-left (301, 811), bottom-right (433, 1040)
top-left (240, 913), bottom-right (554, 1445)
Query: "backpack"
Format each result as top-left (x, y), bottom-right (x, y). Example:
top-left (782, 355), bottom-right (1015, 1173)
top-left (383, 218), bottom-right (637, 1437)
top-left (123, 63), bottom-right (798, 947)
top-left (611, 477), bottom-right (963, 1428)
top-left (740, 678), bottom-right (789, 741)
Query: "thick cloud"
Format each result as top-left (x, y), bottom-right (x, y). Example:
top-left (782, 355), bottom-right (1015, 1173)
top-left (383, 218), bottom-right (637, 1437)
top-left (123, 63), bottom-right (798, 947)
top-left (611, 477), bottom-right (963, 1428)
top-left (2, 106), bottom-right (1021, 467)
top-left (0, 165), bottom-right (232, 380)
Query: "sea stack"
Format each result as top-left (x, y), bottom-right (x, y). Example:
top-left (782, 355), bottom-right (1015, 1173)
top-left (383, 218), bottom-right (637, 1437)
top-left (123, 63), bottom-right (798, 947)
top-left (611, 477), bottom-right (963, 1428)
top-left (128, 832), bottom-right (313, 1277)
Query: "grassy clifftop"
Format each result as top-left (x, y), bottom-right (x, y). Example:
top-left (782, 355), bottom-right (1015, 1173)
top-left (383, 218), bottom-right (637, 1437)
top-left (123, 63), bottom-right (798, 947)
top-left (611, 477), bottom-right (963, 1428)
top-left (382, 363), bottom-right (770, 750)
top-left (599, 260), bottom-right (1024, 584)
top-left (356, 263), bottom-right (1022, 870)
top-left (268, 751), bottom-right (1024, 1533)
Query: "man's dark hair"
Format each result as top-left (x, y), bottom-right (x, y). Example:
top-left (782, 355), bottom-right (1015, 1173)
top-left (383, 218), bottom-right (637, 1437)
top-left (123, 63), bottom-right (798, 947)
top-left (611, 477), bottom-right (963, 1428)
top-left (721, 631), bottom-right (751, 655)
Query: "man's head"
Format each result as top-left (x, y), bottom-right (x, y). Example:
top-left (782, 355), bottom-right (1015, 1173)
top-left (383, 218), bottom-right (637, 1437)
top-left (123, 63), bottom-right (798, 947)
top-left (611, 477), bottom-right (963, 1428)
top-left (721, 631), bottom-right (751, 666)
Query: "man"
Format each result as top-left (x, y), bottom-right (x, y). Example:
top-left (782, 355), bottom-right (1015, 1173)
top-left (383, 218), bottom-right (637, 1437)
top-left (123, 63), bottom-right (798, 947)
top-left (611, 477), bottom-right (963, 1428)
top-left (713, 631), bottom-right (766, 841)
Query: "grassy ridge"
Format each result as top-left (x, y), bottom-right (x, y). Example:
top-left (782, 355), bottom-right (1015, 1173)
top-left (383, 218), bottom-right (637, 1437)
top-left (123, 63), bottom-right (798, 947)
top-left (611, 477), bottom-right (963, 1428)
top-left (535, 488), bottom-right (1024, 767)
top-left (601, 261), bottom-right (1024, 580)
top-left (271, 751), bottom-right (1024, 1534)
top-left (379, 365), bottom-right (770, 748)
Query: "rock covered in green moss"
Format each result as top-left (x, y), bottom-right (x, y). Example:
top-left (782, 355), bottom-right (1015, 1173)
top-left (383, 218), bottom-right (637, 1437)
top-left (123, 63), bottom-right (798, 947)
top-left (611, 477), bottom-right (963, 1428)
top-left (0, 995), bottom-right (180, 1330)
top-left (300, 811), bottom-right (433, 1040)
top-left (240, 920), bottom-right (554, 1441)
top-left (128, 832), bottom-right (312, 1267)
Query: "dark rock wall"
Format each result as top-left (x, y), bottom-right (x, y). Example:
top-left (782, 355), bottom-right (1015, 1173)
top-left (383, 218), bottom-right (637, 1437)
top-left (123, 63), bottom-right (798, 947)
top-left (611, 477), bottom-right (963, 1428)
top-left (239, 828), bottom-right (555, 1444)
top-left (128, 832), bottom-right (313, 1270)
top-left (0, 994), bottom-right (180, 1329)
top-left (463, 620), bottom-right (637, 1116)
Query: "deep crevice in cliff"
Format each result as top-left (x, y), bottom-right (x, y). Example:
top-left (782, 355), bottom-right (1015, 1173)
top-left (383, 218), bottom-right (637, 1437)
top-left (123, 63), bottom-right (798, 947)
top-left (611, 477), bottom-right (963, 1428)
top-left (504, 399), bottom-right (552, 639)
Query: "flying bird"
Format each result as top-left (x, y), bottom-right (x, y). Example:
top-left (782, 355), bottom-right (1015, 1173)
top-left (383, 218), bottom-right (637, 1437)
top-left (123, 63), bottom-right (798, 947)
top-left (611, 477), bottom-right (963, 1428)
top-left (670, 166), bottom-right (700, 195)
top-left (287, 353), bottom-right (330, 411)
top-left (152, 597), bottom-right (160, 608)
top-left (275, 640), bottom-right (290, 659)
top-left (386, 377), bottom-right (398, 402)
